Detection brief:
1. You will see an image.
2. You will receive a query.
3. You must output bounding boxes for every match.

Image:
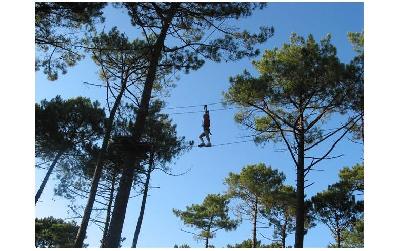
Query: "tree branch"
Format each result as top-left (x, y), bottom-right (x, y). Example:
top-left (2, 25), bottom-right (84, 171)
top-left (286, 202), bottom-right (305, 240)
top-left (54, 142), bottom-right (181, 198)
top-left (305, 116), bottom-right (362, 170)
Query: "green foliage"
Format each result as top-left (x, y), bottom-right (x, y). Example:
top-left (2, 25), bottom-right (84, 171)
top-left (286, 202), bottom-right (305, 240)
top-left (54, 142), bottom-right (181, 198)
top-left (173, 194), bottom-right (238, 245)
top-left (174, 244), bottom-right (191, 248)
top-left (121, 2), bottom-right (273, 72)
top-left (35, 96), bottom-right (105, 206)
top-left (264, 241), bottom-right (284, 248)
top-left (54, 143), bottom-right (120, 203)
top-left (312, 165), bottom-right (363, 247)
top-left (341, 218), bottom-right (364, 248)
top-left (227, 239), bottom-right (267, 248)
top-left (261, 185), bottom-right (296, 246)
top-left (227, 239), bottom-right (285, 248)
top-left (225, 163), bottom-right (285, 201)
top-left (35, 2), bottom-right (106, 80)
top-left (224, 33), bottom-right (361, 147)
top-left (139, 100), bottom-right (190, 165)
top-left (54, 98), bottom-right (187, 214)
top-left (260, 186), bottom-right (315, 247)
top-left (346, 31), bottom-right (364, 140)
top-left (35, 96), bottom-right (105, 160)
top-left (35, 217), bottom-right (83, 248)
top-left (116, 100), bottom-right (190, 169)
top-left (224, 163), bottom-right (285, 246)
top-left (348, 32), bottom-right (364, 57)
top-left (311, 182), bottom-right (363, 247)
top-left (334, 163), bottom-right (364, 247)
top-left (85, 3), bottom-right (273, 247)
top-left (224, 34), bottom-right (362, 247)
top-left (339, 163), bottom-right (364, 193)
top-left (90, 27), bottom-right (154, 83)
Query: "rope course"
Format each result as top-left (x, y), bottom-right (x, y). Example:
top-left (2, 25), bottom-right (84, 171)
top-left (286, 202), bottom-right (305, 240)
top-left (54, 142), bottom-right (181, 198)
top-left (82, 82), bottom-right (258, 148)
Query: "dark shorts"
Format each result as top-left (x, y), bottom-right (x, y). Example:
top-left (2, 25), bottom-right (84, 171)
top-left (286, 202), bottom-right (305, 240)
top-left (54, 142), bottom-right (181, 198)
top-left (200, 128), bottom-right (210, 137)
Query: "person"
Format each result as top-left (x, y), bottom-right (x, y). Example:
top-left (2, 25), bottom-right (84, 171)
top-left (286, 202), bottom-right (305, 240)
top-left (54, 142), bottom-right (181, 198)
top-left (199, 105), bottom-right (211, 147)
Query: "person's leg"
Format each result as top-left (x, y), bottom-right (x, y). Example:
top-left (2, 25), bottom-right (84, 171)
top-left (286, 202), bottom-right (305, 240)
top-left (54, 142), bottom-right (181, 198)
top-left (205, 129), bottom-right (211, 146)
top-left (199, 131), bottom-right (206, 146)
top-left (199, 132), bottom-right (205, 143)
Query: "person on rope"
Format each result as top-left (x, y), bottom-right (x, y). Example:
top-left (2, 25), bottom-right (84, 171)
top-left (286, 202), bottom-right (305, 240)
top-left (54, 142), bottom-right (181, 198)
top-left (199, 105), bottom-right (212, 147)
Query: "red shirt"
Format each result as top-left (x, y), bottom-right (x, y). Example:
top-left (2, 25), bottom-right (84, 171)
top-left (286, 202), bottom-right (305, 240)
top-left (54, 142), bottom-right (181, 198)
top-left (203, 113), bottom-right (210, 129)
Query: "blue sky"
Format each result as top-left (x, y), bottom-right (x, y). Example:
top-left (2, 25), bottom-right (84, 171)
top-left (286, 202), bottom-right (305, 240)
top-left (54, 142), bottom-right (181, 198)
top-left (35, 2), bottom-right (363, 248)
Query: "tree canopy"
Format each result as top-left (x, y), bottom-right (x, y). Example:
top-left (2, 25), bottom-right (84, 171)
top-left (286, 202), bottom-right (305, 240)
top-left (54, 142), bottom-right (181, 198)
top-left (311, 182), bottom-right (363, 248)
top-left (35, 217), bottom-right (84, 248)
top-left (35, 2), bottom-right (106, 80)
top-left (173, 194), bottom-right (238, 248)
top-left (224, 163), bottom-right (285, 247)
top-left (35, 95), bottom-right (105, 156)
top-left (339, 163), bottom-right (364, 193)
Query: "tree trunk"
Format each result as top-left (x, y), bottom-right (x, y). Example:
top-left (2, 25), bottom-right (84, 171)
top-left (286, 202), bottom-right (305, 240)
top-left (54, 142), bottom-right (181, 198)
top-left (335, 214), bottom-right (341, 248)
top-left (131, 153), bottom-right (154, 248)
top-left (282, 217), bottom-right (287, 248)
top-left (205, 216), bottom-right (213, 248)
top-left (74, 79), bottom-right (127, 248)
top-left (101, 170), bottom-right (117, 247)
top-left (361, 114), bottom-right (364, 142)
top-left (35, 150), bottom-right (63, 204)
top-left (103, 5), bottom-right (178, 248)
top-left (294, 113), bottom-right (305, 248)
top-left (252, 198), bottom-right (258, 248)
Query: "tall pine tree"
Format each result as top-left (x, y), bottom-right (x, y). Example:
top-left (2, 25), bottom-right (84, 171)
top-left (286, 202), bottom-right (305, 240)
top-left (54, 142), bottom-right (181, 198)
top-left (224, 34), bottom-right (362, 247)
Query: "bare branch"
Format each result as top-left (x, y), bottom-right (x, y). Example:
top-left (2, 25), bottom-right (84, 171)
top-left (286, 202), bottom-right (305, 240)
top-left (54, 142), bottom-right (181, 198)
top-left (304, 115), bottom-right (362, 152)
top-left (305, 116), bottom-right (362, 170)
top-left (304, 182), bottom-right (315, 189)
top-left (243, 101), bottom-right (298, 167)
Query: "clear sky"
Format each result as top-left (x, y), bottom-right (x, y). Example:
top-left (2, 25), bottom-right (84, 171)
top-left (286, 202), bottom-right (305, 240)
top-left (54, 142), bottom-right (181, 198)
top-left (35, 2), bottom-right (364, 248)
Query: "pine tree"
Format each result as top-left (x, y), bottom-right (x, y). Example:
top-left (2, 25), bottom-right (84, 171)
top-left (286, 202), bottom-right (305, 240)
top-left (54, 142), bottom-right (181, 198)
top-left (261, 186), bottom-right (315, 248)
top-left (311, 182), bottom-right (363, 247)
top-left (224, 163), bottom-right (285, 248)
top-left (224, 33), bottom-right (362, 247)
top-left (35, 96), bottom-right (105, 204)
top-left (261, 185), bottom-right (296, 248)
top-left (73, 29), bottom-right (154, 247)
top-left (173, 194), bottom-right (238, 248)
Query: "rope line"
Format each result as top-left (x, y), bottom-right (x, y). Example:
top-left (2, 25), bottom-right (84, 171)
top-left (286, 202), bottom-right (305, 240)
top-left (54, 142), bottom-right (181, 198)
top-left (170, 107), bottom-right (234, 115)
top-left (201, 139), bottom-right (255, 148)
top-left (163, 101), bottom-right (222, 110)
top-left (82, 80), bottom-right (226, 112)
